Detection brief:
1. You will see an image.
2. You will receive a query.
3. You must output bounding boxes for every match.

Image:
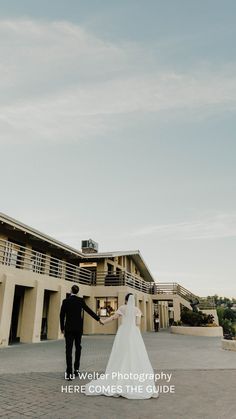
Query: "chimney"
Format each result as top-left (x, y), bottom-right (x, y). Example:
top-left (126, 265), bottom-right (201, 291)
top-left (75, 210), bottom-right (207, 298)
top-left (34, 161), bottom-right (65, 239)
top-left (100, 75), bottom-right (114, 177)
top-left (81, 239), bottom-right (98, 254)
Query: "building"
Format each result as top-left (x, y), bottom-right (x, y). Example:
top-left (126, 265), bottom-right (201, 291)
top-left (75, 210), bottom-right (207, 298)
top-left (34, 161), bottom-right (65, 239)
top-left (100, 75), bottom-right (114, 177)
top-left (0, 212), bottom-right (205, 348)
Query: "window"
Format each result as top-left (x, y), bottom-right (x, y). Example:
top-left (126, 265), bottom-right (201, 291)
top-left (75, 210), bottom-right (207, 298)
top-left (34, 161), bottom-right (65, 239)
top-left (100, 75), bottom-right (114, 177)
top-left (107, 263), bottom-right (114, 274)
top-left (96, 297), bottom-right (118, 317)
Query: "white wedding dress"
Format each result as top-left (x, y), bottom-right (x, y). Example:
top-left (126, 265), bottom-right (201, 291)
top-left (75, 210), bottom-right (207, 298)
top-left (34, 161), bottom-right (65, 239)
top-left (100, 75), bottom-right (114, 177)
top-left (85, 295), bottom-right (158, 399)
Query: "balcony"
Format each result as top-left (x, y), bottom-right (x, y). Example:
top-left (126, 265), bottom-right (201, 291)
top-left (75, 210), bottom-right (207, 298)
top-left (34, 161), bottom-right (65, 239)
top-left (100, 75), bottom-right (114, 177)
top-left (0, 238), bottom-right (92, 285)
top-left (94, 270), bottom-right (154, 293)
top-left (0, 239), bottom-right (215, 307)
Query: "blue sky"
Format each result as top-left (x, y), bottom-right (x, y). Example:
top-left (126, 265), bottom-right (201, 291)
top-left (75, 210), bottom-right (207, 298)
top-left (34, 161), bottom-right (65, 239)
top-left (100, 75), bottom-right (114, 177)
top-left (0, 1), bottom-right (236, 296)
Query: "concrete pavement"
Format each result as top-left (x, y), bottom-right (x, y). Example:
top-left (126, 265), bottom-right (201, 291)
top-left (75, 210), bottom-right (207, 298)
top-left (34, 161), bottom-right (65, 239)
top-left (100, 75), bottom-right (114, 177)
top-left (0, 331), bottom-right (235, 419)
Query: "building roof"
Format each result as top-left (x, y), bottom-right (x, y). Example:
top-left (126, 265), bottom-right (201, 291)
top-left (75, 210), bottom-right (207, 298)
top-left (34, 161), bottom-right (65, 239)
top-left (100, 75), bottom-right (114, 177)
top-left (84, 250), bottom-right (154, 282)
top-left (0, 212), bottom-right (155, 282)
top-left (0, 212), bottom-right (84, 258)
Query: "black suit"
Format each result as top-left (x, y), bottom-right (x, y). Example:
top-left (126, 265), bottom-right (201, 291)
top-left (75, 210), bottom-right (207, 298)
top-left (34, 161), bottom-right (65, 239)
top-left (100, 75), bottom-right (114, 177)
top-left (60, 295), bottom-right (100, 375)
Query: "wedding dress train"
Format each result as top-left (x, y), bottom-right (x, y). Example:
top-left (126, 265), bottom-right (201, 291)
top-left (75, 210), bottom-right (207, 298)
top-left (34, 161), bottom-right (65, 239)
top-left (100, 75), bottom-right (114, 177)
top-left (85, 294), bottom-right (158, 399)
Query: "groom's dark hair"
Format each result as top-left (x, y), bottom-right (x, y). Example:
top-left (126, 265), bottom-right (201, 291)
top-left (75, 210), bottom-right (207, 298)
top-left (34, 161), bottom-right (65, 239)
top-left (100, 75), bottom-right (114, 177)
top-left (71, 284), bottom-right (79, 294)
top-left (125, 293), bottom-right (133, 302)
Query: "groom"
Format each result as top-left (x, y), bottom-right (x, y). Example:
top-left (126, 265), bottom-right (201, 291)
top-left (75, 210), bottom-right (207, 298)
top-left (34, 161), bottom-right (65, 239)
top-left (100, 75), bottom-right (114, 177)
top-left (60, 284), bottom-right (103, 380)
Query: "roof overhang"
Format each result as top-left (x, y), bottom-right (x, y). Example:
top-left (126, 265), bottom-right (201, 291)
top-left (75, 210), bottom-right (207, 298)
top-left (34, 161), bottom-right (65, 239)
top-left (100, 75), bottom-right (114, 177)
top-left (0, 212), bottom-right (84, 259)
top-left (0, 212), bottom-right (155, 282)
top-left (84, 250), bottom-right (154, 282)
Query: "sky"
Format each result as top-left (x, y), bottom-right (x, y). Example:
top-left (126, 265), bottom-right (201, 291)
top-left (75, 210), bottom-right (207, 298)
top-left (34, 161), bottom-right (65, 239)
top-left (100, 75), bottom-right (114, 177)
top-left (0, 0), bottom-right (236, 297)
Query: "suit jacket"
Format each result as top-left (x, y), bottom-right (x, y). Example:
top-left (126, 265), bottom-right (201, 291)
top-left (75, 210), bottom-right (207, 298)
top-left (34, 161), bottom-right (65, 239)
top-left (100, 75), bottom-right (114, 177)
top-left (60, 295), bottom-right (100, 333)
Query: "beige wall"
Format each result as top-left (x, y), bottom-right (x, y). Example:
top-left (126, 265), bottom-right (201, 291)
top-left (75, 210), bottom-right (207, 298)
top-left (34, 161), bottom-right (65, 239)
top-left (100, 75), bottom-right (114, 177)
top-left (0, 260), bottom-right (188, 348)
top-left (0, 264), bottom-right (159, 347)
top-left (171, 325), bottom-right (223, 337)
top-left (0, 265), bottom-right (92, 347)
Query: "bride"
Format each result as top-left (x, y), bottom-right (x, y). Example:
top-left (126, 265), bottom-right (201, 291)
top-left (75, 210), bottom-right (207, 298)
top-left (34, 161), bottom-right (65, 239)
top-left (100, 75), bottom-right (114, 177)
top-left (84, 293), bottom-right (158, 399)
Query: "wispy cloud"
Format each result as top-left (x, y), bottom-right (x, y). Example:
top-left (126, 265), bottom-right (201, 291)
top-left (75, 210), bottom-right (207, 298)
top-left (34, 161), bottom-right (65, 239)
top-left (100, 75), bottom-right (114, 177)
top-left (0, 19), bottom-right (236, 144)
top-left (129, 213), bottom-right (236, 240)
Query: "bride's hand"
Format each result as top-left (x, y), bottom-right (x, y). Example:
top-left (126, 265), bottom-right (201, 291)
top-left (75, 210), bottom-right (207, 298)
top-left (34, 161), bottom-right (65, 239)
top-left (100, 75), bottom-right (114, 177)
top-left (99, 319), bottom-right (104, 325)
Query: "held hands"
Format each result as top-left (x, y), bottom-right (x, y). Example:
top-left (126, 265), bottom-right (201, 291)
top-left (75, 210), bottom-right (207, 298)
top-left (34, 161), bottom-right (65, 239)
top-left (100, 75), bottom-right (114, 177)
top-left (99, 319), bottom-right (104, 325)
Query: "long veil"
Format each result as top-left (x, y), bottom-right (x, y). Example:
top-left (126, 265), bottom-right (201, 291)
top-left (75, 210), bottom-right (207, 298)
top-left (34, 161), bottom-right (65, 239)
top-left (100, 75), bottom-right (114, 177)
top-left (122, 294), bottom-right (136, 328)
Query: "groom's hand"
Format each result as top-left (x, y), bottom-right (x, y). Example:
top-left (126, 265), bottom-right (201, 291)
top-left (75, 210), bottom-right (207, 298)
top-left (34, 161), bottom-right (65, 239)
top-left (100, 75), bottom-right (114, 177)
top-left (99, 319), bottom-right (104, 325)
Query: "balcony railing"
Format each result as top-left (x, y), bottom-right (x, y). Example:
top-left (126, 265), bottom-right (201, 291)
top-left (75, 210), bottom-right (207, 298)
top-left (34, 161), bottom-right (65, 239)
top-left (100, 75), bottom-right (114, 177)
top-left (198, 297), bottom-right (216, 309)
top-left (0, 239), bottom-right (92, 285)
top-left (95, 270), bottom-right (153, 293)
top-left (152, 283), bottom-right (216, 308)
top-left (0, 239), bottom-right (216, 307)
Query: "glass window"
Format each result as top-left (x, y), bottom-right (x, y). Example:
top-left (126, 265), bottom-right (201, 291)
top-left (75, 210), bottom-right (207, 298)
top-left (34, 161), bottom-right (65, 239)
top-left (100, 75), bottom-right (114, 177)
top-left (96, 297), bottom-right (118, 317)
top-left (107, 263), bottom-right (114, 274)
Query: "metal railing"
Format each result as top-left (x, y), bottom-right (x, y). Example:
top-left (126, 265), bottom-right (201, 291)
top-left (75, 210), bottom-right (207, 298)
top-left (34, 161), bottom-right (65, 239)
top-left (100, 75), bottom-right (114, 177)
top-left (150, 282), bottom-right (196, 299)
top-left (0, 239), bottom-right (216, 307)
top-left (0, 238), bottom-right (92, 285)
top-left (95, 270), bottom-right (153, 293)
top-left (153, 283), bottom-right (216, 308)
top-left (198, 297), bottom-right (216, 309)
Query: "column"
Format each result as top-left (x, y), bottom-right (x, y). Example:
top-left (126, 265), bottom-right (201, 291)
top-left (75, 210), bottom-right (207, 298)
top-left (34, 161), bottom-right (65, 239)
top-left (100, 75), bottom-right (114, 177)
top-left (0, 274), bottom-right (15, 348)
top-left (117, 291), bottom-right (127, 329)
top-left (146, 298), bottom-right (153, 331)
top-left (159, 303), bottom-right (164, 328)
top-left (162, 303), bottom-right (166, 328)
top-left (140, 298), bottom-right (146, 332)
top-left (82, 294), bottom-right (97, 334)
top-left (164, 303), bottom-right (169, 327)
top-left (47, 285), bottom-right (66, 340)
top-left (20, 281), bottom-right (45, 343)
top-left (166, 303), bottom-right (170, 327)
top-left (173, 297), bottom-right (181, 322)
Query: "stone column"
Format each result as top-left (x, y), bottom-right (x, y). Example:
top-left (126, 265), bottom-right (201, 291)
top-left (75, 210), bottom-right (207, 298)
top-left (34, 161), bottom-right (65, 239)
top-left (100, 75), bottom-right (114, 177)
top-left (82, 294), bottom-right (97, 334)
top-left (0, 274), bottom-right (15, 348)
top-left (173, 297), bottom-right (181, 322)
top-left (166, 303), bottom-right (170, 327)
top-left (162, 303), bottom-right (166, 328)
top-left (140, 298), bottom-right (147, 331)
top-left (20, 281), bottom-right (45, 343)
top-left (159, 303), bottom-right (164, 328)
top-left (146, 298), bottom-right (153, 331)
top-left (164, 303), bottom-right (169, 327)
top-left (47, 285), bottom-right (66, 340)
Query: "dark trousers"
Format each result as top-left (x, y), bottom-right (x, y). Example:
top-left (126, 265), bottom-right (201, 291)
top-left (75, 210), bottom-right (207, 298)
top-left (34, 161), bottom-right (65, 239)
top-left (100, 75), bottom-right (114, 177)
top-left (154, 322), bottom-right (159, 332)
top-left (65, 331), bottom-right (82, 374)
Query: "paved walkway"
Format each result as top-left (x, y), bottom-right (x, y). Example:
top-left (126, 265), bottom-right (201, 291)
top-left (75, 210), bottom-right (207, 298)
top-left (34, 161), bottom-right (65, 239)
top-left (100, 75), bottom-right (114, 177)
top-left (0, 331), bottom-right (235, 419)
